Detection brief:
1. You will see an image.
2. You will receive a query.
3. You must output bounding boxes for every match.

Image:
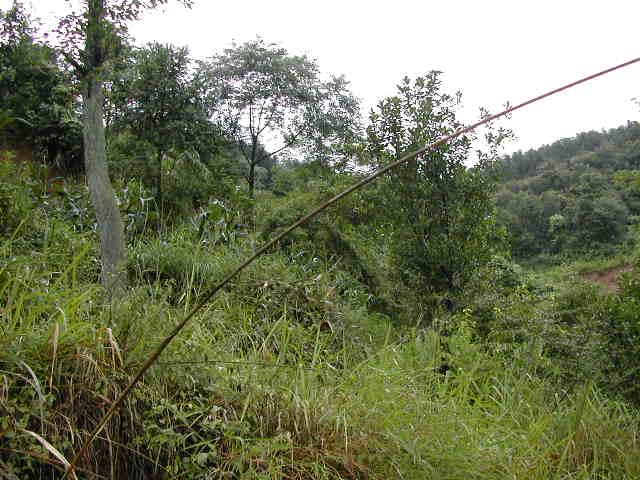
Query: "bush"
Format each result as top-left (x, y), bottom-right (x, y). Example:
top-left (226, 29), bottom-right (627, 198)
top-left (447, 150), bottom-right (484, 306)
top-left (0, 158), bottom-right (36, 236)
top-left (599, 269), bottom-right (640, 403)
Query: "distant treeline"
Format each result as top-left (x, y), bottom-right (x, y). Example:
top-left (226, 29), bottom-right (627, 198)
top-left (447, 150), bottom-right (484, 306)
top-left (495, 122), bottom-right (640, 257)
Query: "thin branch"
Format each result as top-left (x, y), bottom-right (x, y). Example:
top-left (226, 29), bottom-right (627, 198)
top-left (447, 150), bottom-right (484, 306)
top-left (237, 139), bottom-right (250, 161)
top-left (261, 125), bottom-right (306, 161)
top-left (256, 103), bottom-right (278, 136)
top-left (255, 97), bottom-right (268, 133)
top-left (61, 51), bottom-right (85, 77)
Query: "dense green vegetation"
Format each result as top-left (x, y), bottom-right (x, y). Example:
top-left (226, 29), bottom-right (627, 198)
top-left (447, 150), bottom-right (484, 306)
top-left (2, 2), bottom-right (640, 479)
top-left (496, 122), bottom-right (640, 258)
top-left (0, 3), bottom-right (82, 170)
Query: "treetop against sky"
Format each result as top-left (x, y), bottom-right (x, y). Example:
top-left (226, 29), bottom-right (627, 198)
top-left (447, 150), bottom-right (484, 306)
top-left (5, 0), bottom-right (639, 153)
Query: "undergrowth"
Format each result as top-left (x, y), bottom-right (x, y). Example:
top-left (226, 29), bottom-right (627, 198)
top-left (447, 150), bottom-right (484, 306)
top-left (2, 161), bottom-right (640, 479)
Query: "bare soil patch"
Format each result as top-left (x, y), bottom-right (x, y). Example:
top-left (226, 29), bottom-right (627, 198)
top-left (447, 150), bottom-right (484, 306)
top-left (582, 264), bottom-right (632, 293)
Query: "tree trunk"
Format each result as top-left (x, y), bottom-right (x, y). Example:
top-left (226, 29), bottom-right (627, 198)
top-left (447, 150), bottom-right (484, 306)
top-left (83, 79), bottom-right (127, 294)
top-left (82, 0), bottom-right (127, 296)
top-left (156, 149), bottom-right (163, 222)
top-left (248, 137), bottom-right (258, 198)
top-left (248, 162), bottom-right (255, 198)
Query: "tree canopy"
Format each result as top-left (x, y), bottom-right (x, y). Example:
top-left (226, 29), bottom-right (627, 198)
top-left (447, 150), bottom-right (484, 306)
top-left (0, 2), bottom-right (82, 169)
top-left (199, 38), bottom-right (361, 196)
top-left (364, 72), bottom-right (510, 294)
top-left (109, 42), bottom-right (209, 213)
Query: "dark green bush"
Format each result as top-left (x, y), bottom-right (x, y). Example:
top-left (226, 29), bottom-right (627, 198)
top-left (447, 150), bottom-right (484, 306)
top-left (599, 269), bottom-right (640, 403)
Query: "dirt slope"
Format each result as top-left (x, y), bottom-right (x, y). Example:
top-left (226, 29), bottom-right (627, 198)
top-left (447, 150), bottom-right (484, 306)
top-left (582, 265), bottom-right (632, 293)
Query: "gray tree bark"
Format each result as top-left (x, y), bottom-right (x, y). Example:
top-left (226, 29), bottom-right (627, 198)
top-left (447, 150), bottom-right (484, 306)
top-left (83, 79), bottom-right (127, 294)
top-left (80, 0), bottom-right (127, 296)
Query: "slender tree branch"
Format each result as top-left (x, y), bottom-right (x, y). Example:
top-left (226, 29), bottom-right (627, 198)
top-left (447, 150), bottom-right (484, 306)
top-left (61, 51), bottom-right (85, 76)
top-left (257, 103), bottom-right (278, 136)
top-left (261, 124), bottom-right (306, 161)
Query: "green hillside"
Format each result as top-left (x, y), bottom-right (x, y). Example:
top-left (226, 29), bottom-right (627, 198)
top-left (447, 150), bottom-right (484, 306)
top-left (496, 122), bottom-right (640, 258)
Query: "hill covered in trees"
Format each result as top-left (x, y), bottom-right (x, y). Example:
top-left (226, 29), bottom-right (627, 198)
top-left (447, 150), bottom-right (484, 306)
top-left (496, 122), bottom-right (640, 258)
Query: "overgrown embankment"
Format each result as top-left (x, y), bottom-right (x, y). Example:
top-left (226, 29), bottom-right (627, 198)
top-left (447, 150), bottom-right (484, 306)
top-left (2, 161), bottom-right (640, 479)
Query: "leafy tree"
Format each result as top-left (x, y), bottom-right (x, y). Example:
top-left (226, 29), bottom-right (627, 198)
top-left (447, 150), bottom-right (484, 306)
top-left (109, 42), bottom-right (208, 216)
top-left (365, 72), bottom-right (511, 294)
top-left (0, 2), bottom-right (82, 170)
top-left (614, 170), bottom-right (640, 214)
top-left (570, 171), bottom-right (608, 198)
top-left (55, 0), bottom-right (192, 293)
top-left (199, 38), bottom-right (360, 197)
top-left (548, 212), bottom-right (569, 252)
top-left (496, 191), bottom-right (548, 256)
top-left (571, 196), bottom-right (628, 248)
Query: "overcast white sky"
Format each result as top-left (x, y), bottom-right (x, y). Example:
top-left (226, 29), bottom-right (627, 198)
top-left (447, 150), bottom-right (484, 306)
top-left (5, 0), bottom-right (640, 154)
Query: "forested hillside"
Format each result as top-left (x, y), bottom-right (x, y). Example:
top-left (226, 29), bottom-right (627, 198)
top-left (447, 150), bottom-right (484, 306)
top-left (2, 2), bottom-right (640, 479)
top-left (496, 122), bottom-right (640, 257)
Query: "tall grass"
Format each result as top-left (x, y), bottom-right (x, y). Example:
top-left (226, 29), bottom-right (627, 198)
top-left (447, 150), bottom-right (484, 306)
top-left (2, 164), bottom-right (640, 479)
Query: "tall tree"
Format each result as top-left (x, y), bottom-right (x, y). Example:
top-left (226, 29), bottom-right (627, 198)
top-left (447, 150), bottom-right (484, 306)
top-left (366, 72), bottom-right (511, 294)
top-left (200, 38), bottom-right (360, 197)
top-left (109, 42), bottom-right (206, 216)
top-left (56, 0), bottom-right (192, 294)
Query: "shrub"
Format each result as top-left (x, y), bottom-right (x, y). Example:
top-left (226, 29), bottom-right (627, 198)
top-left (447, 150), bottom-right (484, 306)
top-left (0, 158), bottom-right (36, 236)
